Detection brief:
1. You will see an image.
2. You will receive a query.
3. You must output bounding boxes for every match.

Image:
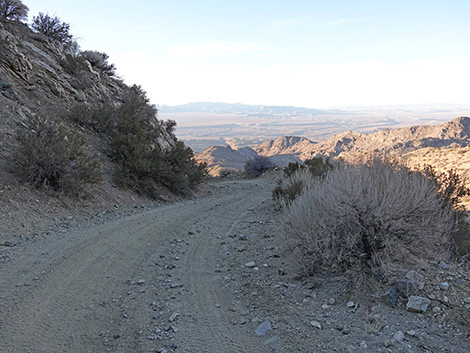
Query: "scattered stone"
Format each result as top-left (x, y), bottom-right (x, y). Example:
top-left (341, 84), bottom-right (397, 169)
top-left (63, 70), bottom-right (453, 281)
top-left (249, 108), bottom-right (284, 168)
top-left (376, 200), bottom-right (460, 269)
top-left (169, 313), bottom-right (179, 322)
top-left (239, 234), bottom-right (247, 241)
top-left (360, 341), bottom-right (368, 350)
top-left (147, 335), bottom-right (156, 340)
top-left (440, 296), bottom-right (450, 304)
top-left (346, 301), bottom-right (355, 308)
top-left (98, 331), bottom-right (106, 336)
top-left (405, 270), bottom-right (424, 289)
top-left (215, 303), bottom-right (221, 308)
top-left (153, 314), bottom-right (160, 320)
top-left (137, 279), bottom-right (145, 285)
top-left (406, 296), bottom-right (431, 313)
top-left (384, 339), bottom-right (393, 347)
top-left (113, 333), bottom-right (120, 339)
top-left (382, 287), bottom-right (398, 308)
top-left (245, 261), bottom-right (256, 268)
top-left (438, 260), bottom-right (451, 269)
top-left (392, 330), bottom-right (404, 343)
top-left (255, 320), bottom-right (272, 336)
top-left (321, 304), bottom-right (330, 310)
top-left (406, 330), bottom-right (417, 338)
top-left (394, 279), bottom-right (418, 298)
top-left (228, 233), bottom-right (237, 238)
top-left (439, 282), bottom-right (450, 291)
top-left (464, 297), bottom-right (470, 304)
top-left (310, 320), bottom-right (322, 330)
top-left (171, 343), bottom-right (178, 350)
top-left (265, 336), bottom-right (278, 344)
top-left (328, 298), bottom-right (335, 305)
top-left (433, 306), bottom-right (441, 313)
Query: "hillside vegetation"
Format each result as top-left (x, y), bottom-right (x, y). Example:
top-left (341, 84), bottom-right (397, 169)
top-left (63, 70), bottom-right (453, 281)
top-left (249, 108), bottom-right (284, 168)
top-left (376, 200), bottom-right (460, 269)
top-left (0, 0), bottom-right (206, 239)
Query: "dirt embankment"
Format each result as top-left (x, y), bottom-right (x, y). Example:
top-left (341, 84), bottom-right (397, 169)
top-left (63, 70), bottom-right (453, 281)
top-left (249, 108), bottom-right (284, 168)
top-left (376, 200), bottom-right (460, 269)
top-left (0, 178), bottom-right (469, 353)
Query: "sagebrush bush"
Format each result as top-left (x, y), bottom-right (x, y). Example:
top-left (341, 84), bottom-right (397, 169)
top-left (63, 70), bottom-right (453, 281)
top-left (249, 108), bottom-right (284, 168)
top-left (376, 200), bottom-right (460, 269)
top-left (70, 102), bottom-right (117, 134)
top-left (281, 159), bottom-right (457, 279)
top-left (422, 164), bottom-right (470, 210)
top-left (273, 156), bottom-right (334, 206)
top-left (284, 157), bottom-right (333, 178)
top-left (15, 115), bottom-right (101, 196)
top-left (31, 13), bottom-right (73, 46)
top-left (420, 165), bottom-right (470, 256)
top-left (0, 0), bottom-right (28, 21)
top-left (244, 156), bottom-right (274, 177)
top-left (272, 168), bottom-right (313, 208)
top-left (81, 50), bottom-right (116, 76)
top-left (62, 53), bottom-right (87, 76)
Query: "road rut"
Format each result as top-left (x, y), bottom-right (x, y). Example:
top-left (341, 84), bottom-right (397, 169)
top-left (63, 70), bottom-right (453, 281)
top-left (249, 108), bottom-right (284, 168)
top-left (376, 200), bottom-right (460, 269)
top-left (0, 179), bottom-right (274, 353)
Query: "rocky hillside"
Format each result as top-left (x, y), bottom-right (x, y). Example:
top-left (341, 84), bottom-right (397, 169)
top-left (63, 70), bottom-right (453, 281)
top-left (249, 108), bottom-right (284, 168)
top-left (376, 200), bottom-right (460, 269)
top-left (197, 116), bottom-right (470, 175)
top-left (0, 20), bottom-right (174, 163)
top-left (0, 17), bottom-right (199, 241)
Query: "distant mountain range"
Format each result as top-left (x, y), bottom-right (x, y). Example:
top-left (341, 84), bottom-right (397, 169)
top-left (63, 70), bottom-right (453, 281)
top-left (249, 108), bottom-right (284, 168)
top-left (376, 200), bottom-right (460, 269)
top-left (196, 116), bottom-right (470, 176)
top-left (157, 102), bottom-right (329, 116)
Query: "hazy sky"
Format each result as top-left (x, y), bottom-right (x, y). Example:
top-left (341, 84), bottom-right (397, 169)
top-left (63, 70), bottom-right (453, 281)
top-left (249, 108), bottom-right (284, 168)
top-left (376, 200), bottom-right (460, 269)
top-left (26, 1), bottom-right (470, 108)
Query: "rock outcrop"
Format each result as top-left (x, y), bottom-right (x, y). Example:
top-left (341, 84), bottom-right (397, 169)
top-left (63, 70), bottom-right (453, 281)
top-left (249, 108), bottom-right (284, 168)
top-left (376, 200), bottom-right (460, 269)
top-left (0, 19), bottom-right (175, 174)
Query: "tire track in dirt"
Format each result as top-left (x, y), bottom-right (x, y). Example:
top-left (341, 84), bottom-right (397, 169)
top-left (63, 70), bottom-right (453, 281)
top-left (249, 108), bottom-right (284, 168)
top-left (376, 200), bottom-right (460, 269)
top-left (176, 181), bottom-right (275, 353)
top-left (0, 179), bottom-right (275, 353)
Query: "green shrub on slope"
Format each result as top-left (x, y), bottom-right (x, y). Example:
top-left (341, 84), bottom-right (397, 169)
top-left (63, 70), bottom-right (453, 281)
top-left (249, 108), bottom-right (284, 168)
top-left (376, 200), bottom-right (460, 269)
top-left (110, 86), bottom-right (207, 197)
top-left (15, 115), bottom-right (101, 197)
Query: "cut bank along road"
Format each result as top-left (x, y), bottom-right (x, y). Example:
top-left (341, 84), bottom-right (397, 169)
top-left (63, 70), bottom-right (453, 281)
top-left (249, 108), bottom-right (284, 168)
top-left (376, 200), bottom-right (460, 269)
top-left (0, 179), bottom-right (275, 353)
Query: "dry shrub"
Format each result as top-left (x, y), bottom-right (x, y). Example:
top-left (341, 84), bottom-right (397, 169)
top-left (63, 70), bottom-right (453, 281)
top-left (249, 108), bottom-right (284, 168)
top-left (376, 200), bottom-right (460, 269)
top-left (281, 159), bottom-right (457, 280)
top-left (31, 13), bottom-right (73, 46)
top-left (81, 50), bottom-right (116, 76)
top-left (15, 115), bottom-right (101, 197)
top-left (69, 102), bottom-right (117, 134)
top-left (272, 168), bottom-right (313, 208)
top-left (244, 156), bottom-right (274, 177)
top-left (453, 217), bottom-right (470, 256)
top-left (273, 156), bottom-right (334, 206)
top-left (0, 0), bottom-right (28, 22)
top-left (421, 165), bottom-right (470, 210)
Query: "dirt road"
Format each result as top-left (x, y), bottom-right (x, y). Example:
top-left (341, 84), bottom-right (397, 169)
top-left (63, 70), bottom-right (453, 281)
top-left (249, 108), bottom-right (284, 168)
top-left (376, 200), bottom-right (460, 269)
top-left (1, 178), bottom-right (469, 353)
top-left (0, 179), bottom-right (276, 353)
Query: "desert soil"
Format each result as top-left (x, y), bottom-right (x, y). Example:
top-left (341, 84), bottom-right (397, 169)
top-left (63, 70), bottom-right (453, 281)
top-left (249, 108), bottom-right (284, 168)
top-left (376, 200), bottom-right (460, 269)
top-left (0, 178), bottom-right (469, 353)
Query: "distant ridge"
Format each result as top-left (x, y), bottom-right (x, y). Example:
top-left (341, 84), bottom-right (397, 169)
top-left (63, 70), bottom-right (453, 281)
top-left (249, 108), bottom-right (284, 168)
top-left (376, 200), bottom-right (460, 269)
top-left (291, 115), bottom-right (470, 160)
top-left (157, 102), bottom-right (328, 116)
top-left (196, 116), bottom-right (470, 175)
